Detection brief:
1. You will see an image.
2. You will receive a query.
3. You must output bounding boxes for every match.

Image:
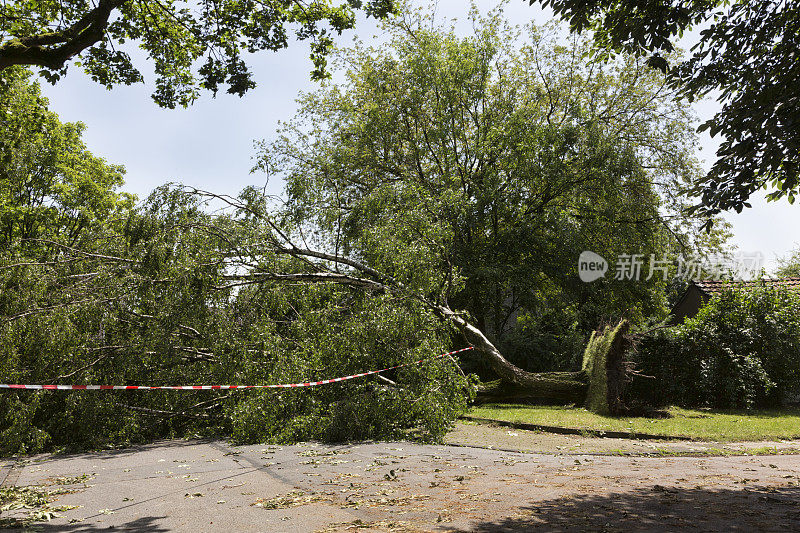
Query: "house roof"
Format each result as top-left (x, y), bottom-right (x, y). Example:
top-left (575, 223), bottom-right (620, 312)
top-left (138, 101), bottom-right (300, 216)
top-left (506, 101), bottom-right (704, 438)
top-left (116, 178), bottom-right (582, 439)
top-left (693, 277), bottom-right (800, 296)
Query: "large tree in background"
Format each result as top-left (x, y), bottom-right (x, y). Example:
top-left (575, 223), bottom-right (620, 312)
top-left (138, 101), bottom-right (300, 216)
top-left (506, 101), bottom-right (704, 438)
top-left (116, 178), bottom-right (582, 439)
top-left (0, 0), bottom-right (394, 108)
top-left (533, 0), bottom-right (800, 221)
top-left (0, 67), bottom-right (134, 248)
top-left (261, 9), bottom-right (728, 381)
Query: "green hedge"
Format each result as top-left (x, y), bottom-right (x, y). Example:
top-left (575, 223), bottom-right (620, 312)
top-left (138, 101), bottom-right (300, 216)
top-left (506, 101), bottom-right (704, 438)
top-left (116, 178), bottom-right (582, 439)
top-left (629, 286), bottom-right (800, 409)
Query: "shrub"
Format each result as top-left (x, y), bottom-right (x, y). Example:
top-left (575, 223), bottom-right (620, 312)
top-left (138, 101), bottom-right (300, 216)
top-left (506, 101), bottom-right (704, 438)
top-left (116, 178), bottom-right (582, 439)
top-left (499, 311), bottom-right (586, 373)
top-left (630, 286), bottom-right (800, 409)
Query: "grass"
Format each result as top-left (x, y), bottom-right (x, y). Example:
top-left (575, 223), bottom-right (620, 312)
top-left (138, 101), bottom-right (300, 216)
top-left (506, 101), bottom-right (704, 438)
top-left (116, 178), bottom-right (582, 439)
top-left (466, 404), bottom-right (800, 442)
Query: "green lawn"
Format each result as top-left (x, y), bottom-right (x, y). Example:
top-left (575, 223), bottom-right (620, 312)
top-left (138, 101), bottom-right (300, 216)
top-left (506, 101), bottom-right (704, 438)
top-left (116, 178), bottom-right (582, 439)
top-left (466, 404), bottom-right (800, 442)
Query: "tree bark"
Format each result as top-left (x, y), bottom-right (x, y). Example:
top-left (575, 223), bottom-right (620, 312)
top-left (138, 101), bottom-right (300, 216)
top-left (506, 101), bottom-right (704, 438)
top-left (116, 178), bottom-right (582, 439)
top-left (436, 303), bottom-right (587, 403)
top-left (0, 0), bottom-right (126, 71)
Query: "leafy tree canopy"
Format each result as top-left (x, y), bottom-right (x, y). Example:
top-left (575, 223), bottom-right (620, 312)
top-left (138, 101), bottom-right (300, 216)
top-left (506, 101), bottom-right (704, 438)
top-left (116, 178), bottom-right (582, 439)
top-left (776, 246), bottom-right (800, 278)
top-left (0, 67), bottom-right (135, 249)
top-left (260, 7), bottom-right (729, 373)
top-left (0, 0), bottom-right (395, 108)
top-left (534, 0), bottom-right (800, 220)
top-left (0, 69), bottom-right (472, 454)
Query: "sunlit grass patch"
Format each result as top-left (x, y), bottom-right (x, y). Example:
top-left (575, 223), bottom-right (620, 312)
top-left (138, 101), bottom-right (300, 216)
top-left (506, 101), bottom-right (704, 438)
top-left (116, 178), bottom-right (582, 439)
top-left (467, 404), bottom-right (800, 441)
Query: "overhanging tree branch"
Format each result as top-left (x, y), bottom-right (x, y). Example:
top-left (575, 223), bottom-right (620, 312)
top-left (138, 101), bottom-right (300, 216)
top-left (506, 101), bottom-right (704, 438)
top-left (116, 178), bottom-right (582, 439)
top-left (0, 0), bottom-right (128, 71)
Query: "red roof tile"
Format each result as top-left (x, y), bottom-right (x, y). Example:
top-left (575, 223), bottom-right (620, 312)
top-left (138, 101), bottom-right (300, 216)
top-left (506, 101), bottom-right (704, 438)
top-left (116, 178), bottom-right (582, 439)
top-left (694, 277), bottom-right (800, 295)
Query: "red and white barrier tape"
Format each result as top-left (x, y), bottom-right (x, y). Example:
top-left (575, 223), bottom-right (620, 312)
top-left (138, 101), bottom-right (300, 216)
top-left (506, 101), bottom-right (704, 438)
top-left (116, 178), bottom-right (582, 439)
top-left (0, 347), bottom-right (474, 391)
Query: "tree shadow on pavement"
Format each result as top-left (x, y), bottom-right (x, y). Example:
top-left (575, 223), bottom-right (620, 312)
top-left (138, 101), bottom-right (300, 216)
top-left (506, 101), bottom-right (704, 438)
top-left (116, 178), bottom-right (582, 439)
top-left (448, 486), bottom-right (800, 532)
top-left (8, 516), bottom-right (168, 533)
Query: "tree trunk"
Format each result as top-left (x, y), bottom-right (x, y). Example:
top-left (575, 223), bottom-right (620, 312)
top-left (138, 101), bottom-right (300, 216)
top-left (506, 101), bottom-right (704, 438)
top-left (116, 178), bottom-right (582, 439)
top-left (605, 320), bottom-right (631, 415)
top-left (439, 304), bottom-right (587, 404)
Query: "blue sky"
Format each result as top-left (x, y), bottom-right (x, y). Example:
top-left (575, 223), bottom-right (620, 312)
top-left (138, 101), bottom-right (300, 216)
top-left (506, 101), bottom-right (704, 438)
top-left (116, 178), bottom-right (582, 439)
top-left (39, 1), bottom-right (798, 269)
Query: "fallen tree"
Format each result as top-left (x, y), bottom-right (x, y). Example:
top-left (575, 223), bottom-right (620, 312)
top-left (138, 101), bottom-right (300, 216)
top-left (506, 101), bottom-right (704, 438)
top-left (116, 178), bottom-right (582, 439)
top-left (2, 182), bottom-right (631, 457)
top-left (192, 188), bottom-right (595, 406)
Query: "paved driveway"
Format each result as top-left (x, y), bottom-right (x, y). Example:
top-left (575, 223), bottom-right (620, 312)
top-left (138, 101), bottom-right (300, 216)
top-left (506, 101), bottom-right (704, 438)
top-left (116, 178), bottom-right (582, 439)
top-left (2, 435), bottom-right (800, 532)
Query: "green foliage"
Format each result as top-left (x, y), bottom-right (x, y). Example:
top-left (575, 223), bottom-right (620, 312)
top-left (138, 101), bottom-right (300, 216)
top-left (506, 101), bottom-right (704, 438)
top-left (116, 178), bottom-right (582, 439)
top-left (631, 287), bottom-right (800, 409)
top-left (0, 68), bottom-right (134, 249)
top-left (536, 0), bottom-right (800, 219)
top-left (1, 181), bottom-right (474, 454)
top-left (0, 484), bottom-right (80, 528)
top-left (0, 0), bottom-right (396, 108)
top-left (775, 247), bottom-right (800, 278)
top-left (499, 311), bottom-right (585, 373)
top-left (0, 72), bottom-right (137, 454)
top-left (535, 0), bottom-right (716, 57)
top-left (261, 8), bottom-right (726, 377)
top-left (0, 71), bottom-right (473, 454)
top-left (680, 1), bottom-right (800, 217)
top-left (223, 277), bottom-right (474, 445)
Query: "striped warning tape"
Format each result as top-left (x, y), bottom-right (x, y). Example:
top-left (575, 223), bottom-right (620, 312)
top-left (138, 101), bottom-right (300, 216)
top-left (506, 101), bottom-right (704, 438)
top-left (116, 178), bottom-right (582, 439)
top-left (0, 347), bottom-right (474, 390)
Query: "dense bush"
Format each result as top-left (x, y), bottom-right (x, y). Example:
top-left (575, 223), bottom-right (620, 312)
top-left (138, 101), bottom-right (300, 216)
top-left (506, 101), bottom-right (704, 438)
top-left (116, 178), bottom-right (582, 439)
top-left (499, 311), bottom-right (586, 374)
top-left (629, 286), bottom-right (800, 409)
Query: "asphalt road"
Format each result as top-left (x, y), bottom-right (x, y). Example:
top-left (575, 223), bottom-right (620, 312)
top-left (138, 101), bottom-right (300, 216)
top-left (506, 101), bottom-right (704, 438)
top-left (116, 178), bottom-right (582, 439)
top-left (3, 430), bottom-right (800, 532)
